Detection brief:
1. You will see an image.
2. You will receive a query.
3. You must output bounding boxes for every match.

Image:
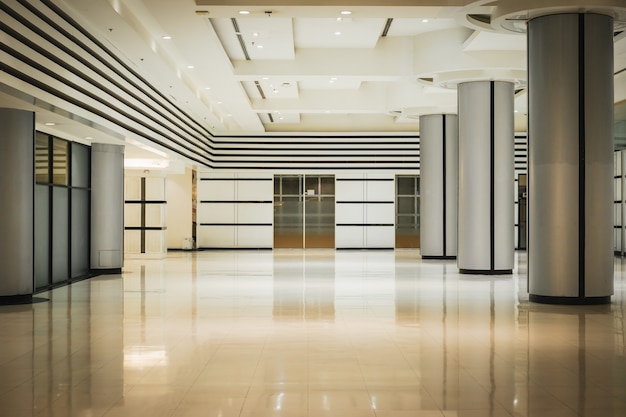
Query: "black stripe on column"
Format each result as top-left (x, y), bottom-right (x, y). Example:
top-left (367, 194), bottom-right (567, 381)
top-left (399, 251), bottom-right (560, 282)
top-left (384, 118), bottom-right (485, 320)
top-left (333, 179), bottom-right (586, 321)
top-left (442, 114), bottom-right (447, 256)
top-left (490, 82), bottom-right (495, 272)
top-left (141, 177), bottom-right (146, 254)
top-left (578, 14), bottom-right (586, 298)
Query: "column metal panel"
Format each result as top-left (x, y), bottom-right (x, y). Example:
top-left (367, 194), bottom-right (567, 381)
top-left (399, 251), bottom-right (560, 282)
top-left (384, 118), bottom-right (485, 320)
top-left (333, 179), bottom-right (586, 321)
top-left (528, 13), bottom-right (613, 303)
top-left (91, 143), bottom-right (124, 270)
top-left (0, 109), bottom-right (34, 297)
top-left (420, 114), bottom-right (458, 258)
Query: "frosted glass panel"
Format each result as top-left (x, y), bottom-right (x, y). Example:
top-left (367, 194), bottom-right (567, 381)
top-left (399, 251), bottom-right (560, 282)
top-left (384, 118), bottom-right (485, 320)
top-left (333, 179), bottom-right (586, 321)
top-left (71, 189), bottom-right (90, 277)
top-left (52, 187), bottom-right (69, 283)
top-left (71, 143), bottom-right (90, 188)
top-left (35, 185), bottom-right (50, 289)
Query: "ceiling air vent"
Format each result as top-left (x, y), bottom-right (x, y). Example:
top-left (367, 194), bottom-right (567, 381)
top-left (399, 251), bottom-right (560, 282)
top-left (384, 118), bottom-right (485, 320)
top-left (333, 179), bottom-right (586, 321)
top-left (382, 18), bottom-right (393, 37)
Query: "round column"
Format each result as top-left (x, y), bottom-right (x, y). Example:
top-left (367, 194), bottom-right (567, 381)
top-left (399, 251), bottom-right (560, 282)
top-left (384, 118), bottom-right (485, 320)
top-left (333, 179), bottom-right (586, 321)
top-left (420, 114), bottom-right (458, 259)
top-left (91, 143), bottom-right (125, 272)
top-left (0, 109), bottom-right (34, 301)
top-left (458, 81), bottom-right (515, 274)
top-left (528, 13), bottom-right (613, 304)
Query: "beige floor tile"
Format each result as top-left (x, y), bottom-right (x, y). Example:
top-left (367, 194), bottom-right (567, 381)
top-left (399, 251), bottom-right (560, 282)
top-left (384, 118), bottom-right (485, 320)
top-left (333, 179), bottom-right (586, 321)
top-left (0, 250), bottom-right (625, 417)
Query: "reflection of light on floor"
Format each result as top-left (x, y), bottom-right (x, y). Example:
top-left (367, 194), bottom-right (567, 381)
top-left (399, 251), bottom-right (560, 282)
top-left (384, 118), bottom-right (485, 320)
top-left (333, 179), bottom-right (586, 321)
top-left (124, 346), bottom-right (168, 369)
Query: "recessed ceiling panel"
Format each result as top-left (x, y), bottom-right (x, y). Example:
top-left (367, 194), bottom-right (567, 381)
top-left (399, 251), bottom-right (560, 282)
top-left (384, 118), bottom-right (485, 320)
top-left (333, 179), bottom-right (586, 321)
top-left (386, 18), bottom-right (459, 36)
top-left (294, 18), bottom-right (387, 48)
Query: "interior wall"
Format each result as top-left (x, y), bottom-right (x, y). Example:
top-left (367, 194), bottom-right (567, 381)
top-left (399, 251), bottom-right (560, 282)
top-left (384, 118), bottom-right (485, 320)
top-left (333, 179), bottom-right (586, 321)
top-left (166, 167), bottom-right (193, 249)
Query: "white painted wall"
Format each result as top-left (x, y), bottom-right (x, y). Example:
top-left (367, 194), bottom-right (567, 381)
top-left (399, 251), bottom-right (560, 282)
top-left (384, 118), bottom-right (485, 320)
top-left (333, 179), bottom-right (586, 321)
top-left (166, 167), bottom-right (192, 249)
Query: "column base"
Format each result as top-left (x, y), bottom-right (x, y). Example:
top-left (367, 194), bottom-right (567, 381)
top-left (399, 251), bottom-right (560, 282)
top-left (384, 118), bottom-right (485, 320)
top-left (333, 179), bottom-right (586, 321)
top-left (0, 295), bottom-right (48, 305)
top-left (459, 269), bottom-right (512, 275)
top-left (422, 255), bottom-right (457, 260)
top-left (530, 294), bottom-right (611, 305)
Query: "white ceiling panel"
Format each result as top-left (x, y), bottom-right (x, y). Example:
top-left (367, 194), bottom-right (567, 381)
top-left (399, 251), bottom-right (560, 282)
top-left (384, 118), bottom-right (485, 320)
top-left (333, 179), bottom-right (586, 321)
top-left (299, 78), bottom-right (362, 90)
top-left (386, 18), bottom-right (459, 36)
top-left (294, 18), bottom-right (387, 48)
top-left (235, 18), bottom-right (295, 60)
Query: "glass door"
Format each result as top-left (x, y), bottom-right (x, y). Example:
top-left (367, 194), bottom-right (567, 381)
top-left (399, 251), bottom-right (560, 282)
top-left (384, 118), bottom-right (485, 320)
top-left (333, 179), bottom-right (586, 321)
top-left (304, 175), bottom-right (335, 248)
top-left (274, 175), bottom-right (335, 248)
top-left (395, 175), bottom-right (420, 248)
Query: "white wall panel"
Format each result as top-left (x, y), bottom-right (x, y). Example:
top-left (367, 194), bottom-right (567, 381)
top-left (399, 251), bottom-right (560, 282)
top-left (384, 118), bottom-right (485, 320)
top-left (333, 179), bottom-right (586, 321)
top-left (237, 180), bottom-right (273, 201)
top-left (125, 177), bottom-right (141, 200)
top-left (199, 180), bottom-right (235, 200)
top-left (336, 181), bottom-right (364, 201)
top-left (365, 226), bottom-right (395, 248)
top-left (366, 181), bottom-right (395, 201)
top-left (145, 230), bottom-right (166, 254)
top-left (238, 203), bottom-right (272, 223)
top-left (365, 203), bottom-right (395, 224)
top-left (145, 177), bottom-right (165, 200)
top-left (145, 204), bottom-right (166, 228)
top-left (237, 226), bottom-right (273, 247)
top-left (197, 203), bottom-right (235, 223)
top-left (336, 204), bottom-right (364, 223)
top-left (124, 230), bottom-right (141, 253)
top-left (335, 226), bottom-right (364, 248)
top-left (199, 226), bottom-right (236, 248)
top-left (124, 204), bottom-right (141, 227)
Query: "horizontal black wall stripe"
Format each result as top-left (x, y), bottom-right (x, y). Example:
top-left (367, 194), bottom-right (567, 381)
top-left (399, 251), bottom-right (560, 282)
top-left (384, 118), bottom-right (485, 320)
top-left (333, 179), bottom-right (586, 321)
top-left (125, 200), bottom-right (167, 204)
top-left (336, 223), bottom-right (395, 227)
top-left (125, 227), bottom-right (168, 231)
top-left (199, 200), bottom-right (273, 204)
top-left (199, 223), bottom-right (272, 227)
top-left (199, 178), bottom-right (272, 181)
top-left (1, 3), bottom-right (213, 152)
top-left (335, 178), bottom-right (395, 182)
top-left (35, 0), bottom-right (214, 139)
top-left (0, 56), bottom-right (213, 167)
top-left (336, 201), bottom-right (394, 204)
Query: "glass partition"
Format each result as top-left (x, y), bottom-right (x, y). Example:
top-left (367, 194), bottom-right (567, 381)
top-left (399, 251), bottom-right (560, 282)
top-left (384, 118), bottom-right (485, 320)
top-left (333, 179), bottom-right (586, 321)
top-left (395, 175), bottom-right (420, 248)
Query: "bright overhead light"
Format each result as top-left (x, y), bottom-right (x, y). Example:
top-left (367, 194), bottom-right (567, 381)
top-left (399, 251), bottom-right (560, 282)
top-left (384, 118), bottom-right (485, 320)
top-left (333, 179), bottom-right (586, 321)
top-left (85, 136), bottom-right (93, 140)
top-left (262, 77), bottom-right (269, 80)
top-left (238, 10), bottom-right (250, 15)
top-left (341, 11), bottom-right (352, 15)
top-left (256, 44), bottom-right (264, 49)
top-left (204, 87), bottom-right (211, 90)
top-left (422, 19), bottom-right (430, 23)
top-left (216, 101), bottom-right (223, 104)
top-left (162, 35), bottom-right (172, 40)
top-left (187, 65), bottom-right (195, 69)
top-left (334, 31), bottom-right (341, 35)
top-left (44, 122), bottom-right (55, 126)
top-left (252, 32), bottom-right (259, 37)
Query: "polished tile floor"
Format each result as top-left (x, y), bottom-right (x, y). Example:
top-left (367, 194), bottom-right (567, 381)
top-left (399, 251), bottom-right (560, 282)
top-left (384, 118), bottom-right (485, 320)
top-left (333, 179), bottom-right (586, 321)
top-left (1, 250), bottom-right (626, 417)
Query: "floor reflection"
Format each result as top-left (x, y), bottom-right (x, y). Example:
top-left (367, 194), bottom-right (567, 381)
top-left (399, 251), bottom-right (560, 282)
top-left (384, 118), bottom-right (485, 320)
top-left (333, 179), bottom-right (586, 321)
top-left (0, 250), bottom-right (625, 416)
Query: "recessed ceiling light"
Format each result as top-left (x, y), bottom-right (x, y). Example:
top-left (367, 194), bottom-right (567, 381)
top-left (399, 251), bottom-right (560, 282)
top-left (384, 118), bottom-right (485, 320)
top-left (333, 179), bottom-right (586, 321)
top-left (422, 19), bottom-right (430, 23)
top-left (239, 10), bottom-right (250, 15)
top-left (44, 122), bottom-right (55, 126)
top-left (216, 101), bottom-right (223, 104)
top-left (162, 35), bottom-right (172, 40)
top-left (262, 77), bottom-right (269, 80)
top-left (204, 87), bottom-right (211, 90)
top-left (341, 11), bottom-right (352, 15)
top-left (256, 44), bottom-right (264, 49)
top-left (334, 31), bottom-right (341, 35)
top-left (85, 136), bottom-right (93, 140)
top-left (187, 65), bottom-right (195, 69)
top-left (252, 32), bottom-right (259, 37)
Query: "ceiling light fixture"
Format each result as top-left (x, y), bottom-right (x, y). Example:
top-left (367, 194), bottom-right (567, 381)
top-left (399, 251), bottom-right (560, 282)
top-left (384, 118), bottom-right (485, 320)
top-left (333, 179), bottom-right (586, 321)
top-left (239, 10), bottom-right (250, 15)
top-left (256, 44), bottom-right (264, 48)
top-left (334, 31), bottom-right (341, 35)
top-left (44, 122), bottom-right (55, 126)
top-left (341, 11), bottom-right (352, 15)
top-left (85, 136), bottom-right (93, 140)
top-left (162, 35), bottom-right (172, 40)
top-left (252, 32), bottom-right (259, 37)
top-left (187, 65), bottom-right (195, 69)
top-left (422, 19), bottom-right (430, 23)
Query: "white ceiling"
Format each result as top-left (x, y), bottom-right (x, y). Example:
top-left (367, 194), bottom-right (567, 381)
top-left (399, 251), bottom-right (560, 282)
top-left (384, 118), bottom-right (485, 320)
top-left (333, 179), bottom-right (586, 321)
top-left (1, 0), bottom-right (626, 165)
